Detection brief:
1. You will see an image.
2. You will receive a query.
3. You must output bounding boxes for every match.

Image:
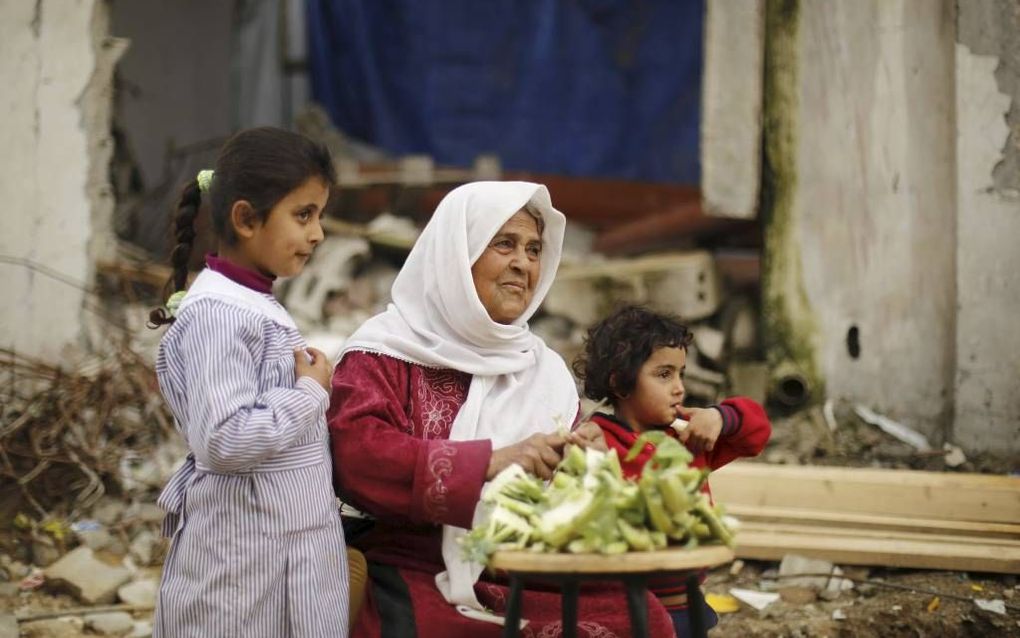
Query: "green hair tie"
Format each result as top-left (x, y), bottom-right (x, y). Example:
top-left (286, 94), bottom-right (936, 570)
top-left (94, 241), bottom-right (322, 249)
top-left (166, 290), bottom-right (187, 317)
top-left (196, 170), bottom-right (214, 193)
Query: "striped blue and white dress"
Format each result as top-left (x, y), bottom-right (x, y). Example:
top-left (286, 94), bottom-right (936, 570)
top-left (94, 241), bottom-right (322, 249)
top-left (153, 269), bottom-right (349, 637)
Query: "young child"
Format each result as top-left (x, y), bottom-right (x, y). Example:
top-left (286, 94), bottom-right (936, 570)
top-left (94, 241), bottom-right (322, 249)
top-left (573, 305), bottom-right (771, 638)
top-left (148, 127), bottom-right (349, 637)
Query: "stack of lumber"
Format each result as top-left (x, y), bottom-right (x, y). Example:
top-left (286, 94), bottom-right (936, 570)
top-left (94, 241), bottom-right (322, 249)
top-left (710, 463), bottom-right (1020, 574)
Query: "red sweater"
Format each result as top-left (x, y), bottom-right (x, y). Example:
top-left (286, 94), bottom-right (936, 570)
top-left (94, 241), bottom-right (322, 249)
top-left (592, 397), bottom-right (771, 609)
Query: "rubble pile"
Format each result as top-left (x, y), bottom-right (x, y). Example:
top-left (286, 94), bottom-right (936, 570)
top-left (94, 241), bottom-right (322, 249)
top-left (0, 347), bottom-right (180, 519)
top-left (0, 348), bottom-right (178, 636)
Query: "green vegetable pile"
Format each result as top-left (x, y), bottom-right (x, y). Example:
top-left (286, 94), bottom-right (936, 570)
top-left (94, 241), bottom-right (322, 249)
top-left (462, 431), bottom-right (736, 562)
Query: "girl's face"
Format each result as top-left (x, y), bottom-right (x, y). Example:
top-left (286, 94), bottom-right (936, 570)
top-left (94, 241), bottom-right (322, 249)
top-left (470, 210), bottom-right (543, 324)
top-left (234, 177), bottom-right (329, 278)
top-left (615, 346), bottom-right (687, 433)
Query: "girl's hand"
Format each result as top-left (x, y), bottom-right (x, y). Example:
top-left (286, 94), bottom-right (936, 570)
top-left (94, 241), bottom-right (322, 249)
top-left (294, 347), bottom-right (331, 392)
top-left (567, 420), bottom-right (608, 452)
top-left (676, 406), bottom-right (723, 453)
top-left (487, 432), bottom-right (567, 481)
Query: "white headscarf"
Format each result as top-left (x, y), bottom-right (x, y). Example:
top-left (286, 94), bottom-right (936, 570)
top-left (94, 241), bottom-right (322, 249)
top-left (340, 181), bottom-right (579, 616)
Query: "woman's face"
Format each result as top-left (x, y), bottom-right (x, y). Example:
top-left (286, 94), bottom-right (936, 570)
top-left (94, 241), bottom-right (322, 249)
top-left (471, 210), bottom-right (543, 324)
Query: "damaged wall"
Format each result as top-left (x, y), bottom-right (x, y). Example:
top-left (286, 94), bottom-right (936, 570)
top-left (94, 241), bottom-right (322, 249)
top-left (762, 0), bottom-right (1019, 455)
top-left (0, 0), bottom-right (121, 361)
top-left (954, 0), bottom-right (1020, 452)
top-left (785, 0), bottom-right (958, 442)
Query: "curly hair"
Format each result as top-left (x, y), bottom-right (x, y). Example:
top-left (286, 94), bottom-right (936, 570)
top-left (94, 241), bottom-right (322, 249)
top-left (572, 305), bottom-right (693, 402)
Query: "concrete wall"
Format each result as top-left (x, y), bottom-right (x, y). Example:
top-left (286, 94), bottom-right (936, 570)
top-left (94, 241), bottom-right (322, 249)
top-left (0, 0), bottom-right (121, 361)
top-left (760, 0), bottom-right (1019, 455)
top-left (954, 0), bottom-right (1020, 452)
top-left (701, 0), bottom-right (764, 219)
top-left (790, 0), bottom-right (958, 442)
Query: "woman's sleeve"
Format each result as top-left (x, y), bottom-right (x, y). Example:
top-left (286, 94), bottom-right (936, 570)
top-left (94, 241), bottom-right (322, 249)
top-left (703, 396), bottom-right (772, 470)
top-left (178, 303), bottom-right (327, 473)
top-left (327, 352), bottom-right (492, 529)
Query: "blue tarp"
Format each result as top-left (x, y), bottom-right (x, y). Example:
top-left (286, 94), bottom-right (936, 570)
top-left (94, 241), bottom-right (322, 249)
top-left (306, 0), bottom-right (703, 184)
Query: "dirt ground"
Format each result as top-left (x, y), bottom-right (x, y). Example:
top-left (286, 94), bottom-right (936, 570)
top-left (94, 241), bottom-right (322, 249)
top-left (706, 560), bottom-right (1019, 637)
top-left (3, 562), bottom-right (1016, 637)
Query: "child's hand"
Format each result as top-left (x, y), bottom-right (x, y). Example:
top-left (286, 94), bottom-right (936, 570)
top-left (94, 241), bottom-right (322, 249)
top-left (567, 420), bottom-right (609, 452)
top-left (676, 406), bottom-right (723, 453)
top-left (294, 347), bottom-right (331, 392)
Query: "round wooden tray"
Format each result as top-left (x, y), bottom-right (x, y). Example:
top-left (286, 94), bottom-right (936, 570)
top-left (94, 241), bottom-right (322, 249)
top-left (489, 544), bottom-right (734, 574)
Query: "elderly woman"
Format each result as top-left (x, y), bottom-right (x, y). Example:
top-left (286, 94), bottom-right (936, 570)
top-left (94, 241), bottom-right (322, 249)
top-left (327, 182), bottom-right (674, 637)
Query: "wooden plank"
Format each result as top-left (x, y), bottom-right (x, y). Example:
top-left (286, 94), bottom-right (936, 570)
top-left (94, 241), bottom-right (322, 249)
top-left (726, 504), bottom-right (1020, 540)
top-left (732, 530), bottom-right (1020, 574)
top-left (737, 521), bottom-right (1020, 549)
top-left (591, 205), bottom-right (757, 256)
top-left (490, 545), bottom-right (734, 574)
top-left (711, 463), bottom-right (1020, 524)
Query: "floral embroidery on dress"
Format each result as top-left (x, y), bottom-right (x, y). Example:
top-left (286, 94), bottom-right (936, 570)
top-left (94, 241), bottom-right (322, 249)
top-left (415, 367), bottom-right (469, 439)
top-left (424, 441), bottom-right (456, 522)
top-left (535, 622), bottom-right (617, 638)
top-left (477, 582), bottom-right (506, 611)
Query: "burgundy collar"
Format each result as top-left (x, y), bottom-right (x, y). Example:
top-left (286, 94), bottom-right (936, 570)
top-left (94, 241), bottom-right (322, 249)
top-left (205, 253), bottom-right (275, 294)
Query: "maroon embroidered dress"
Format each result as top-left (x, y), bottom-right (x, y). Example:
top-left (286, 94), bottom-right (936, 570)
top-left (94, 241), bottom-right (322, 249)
top-left (329, 351), bottom-right (676, 638)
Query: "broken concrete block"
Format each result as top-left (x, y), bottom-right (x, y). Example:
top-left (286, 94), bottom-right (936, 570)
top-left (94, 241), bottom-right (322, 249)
top-left (693, 325), bottom-right (726, 363)
top-left (44, 547), bottom-right (131, 604)
top-left (283, 236), bottom-right (371, 324)
top-left (118, 578), bottom-right (158, 607)
top-left (85, 612), bottom-right (134, 636)
top-left (636, 252), bottom-right (721, 321)
top-left (129, 530), bottom-right (160, 567)
top-left (2, 558), bottom-right (29, 579)
top-left (545, 250), bottom-right (721, 326)
top-left (727, 361), bottom-right (768, 404)
top-left (778, 586), bottom-right (817, 605)
top-left (91, 499), bottom-right (127, 526)
top-left (777, 554), bottom-right (853, 594)
top-left (125, 503), bottom-right (165, 526)
top-left (31, 538), bottom-right (61, 567)
top-left (719, 295), bottom-right (759, 355)
top-left (20, 618), bottom-right (83, 638)
top-left (76, 528), bottom-right (114, 551)
top-left (543, 275), bottom-right (604, 326)
top-left (0, 614), bottom-right (16, 638)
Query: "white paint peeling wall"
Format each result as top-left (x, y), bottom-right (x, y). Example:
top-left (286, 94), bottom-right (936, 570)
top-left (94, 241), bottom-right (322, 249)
top-left (954, 44), bottom-right (1020, 453)
top-left (794, 0), bottom-right (957, 440)
top-left (701, 0), bottom-right (764, 220)
top-left (0, 0), bottom-right (111, 360)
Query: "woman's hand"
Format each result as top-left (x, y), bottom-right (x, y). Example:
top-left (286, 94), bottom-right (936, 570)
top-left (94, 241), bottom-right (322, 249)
top-left (567, 420), bottom-right (608, 452)
top-left (486, 432), bottom-right (567, 481)
top-left (294, 347), bottom-right (332, 392)
top-left (676, 406), bottom-right (723, 453)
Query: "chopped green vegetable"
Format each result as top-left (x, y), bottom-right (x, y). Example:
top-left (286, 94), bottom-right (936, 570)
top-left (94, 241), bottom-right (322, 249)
top-left (462, 433), bottom-right (737, 560)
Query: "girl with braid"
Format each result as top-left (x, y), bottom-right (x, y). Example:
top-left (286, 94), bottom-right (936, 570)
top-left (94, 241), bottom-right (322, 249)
top-left (148, 127), bottom-right (350, 637)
